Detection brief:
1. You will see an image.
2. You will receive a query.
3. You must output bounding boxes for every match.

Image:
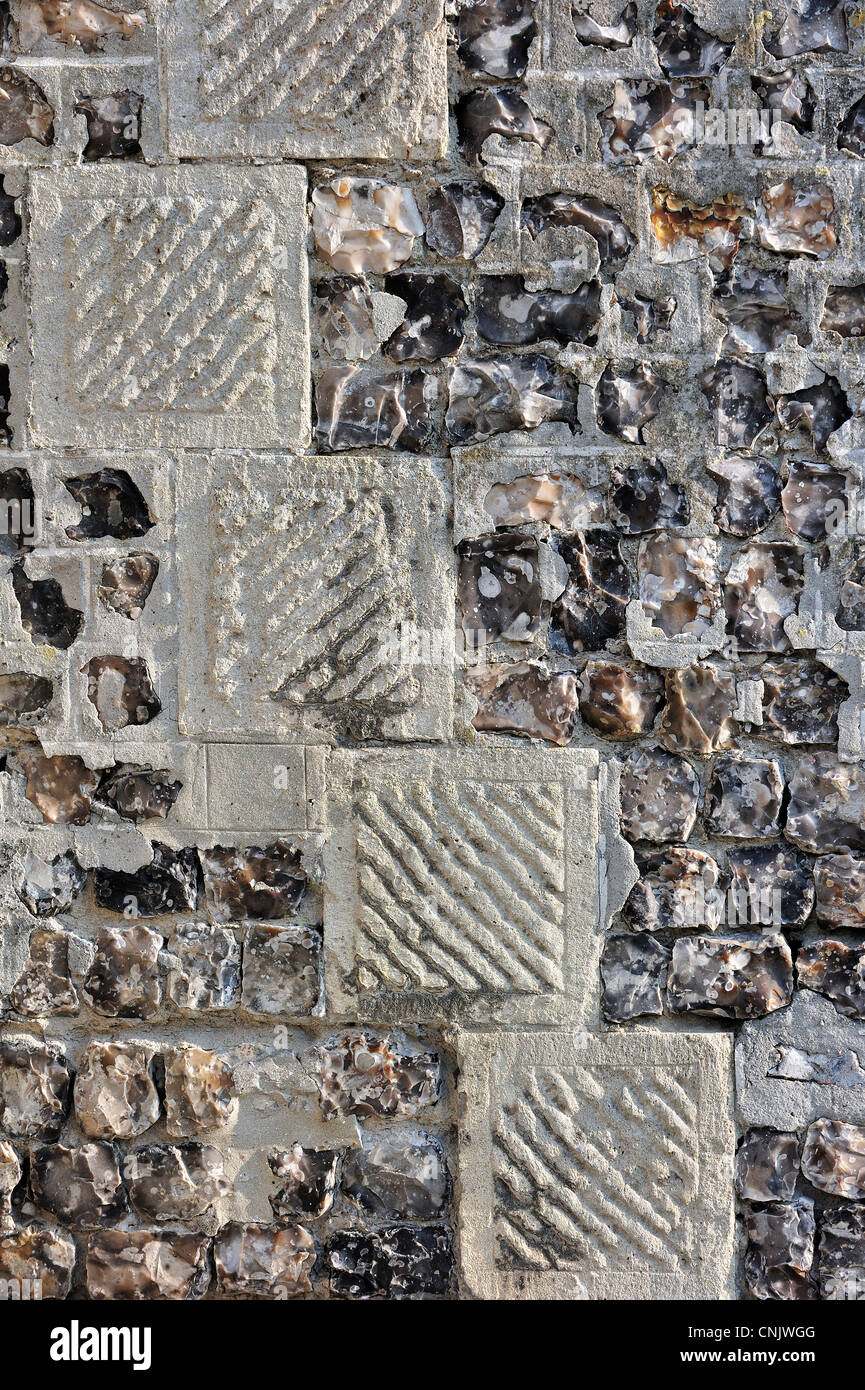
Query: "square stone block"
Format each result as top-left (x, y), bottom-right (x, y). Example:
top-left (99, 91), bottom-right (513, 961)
top-left (325, 746), bottom-right (599, 1022)
top-left (177, 455), bottom-right (453, 742)
top-left (457, 1029), bottom-right (735, 1300)
top-left (206, 745), bottom-right (326, 830)
top-left (28, 164), bottom-right (309, 449)
top-left (160, 0), bottom-right (448, 159)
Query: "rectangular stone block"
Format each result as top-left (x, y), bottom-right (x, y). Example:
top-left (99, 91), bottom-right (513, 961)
top-left (160, 0), bottom-right (448, 159)
top-left (28, 164), bottom-right (309, 448)
top-left (206, 745), bottom-right (326, 830)
top-left (457, 1029), bottom-right (735, 1300)
top-left (325, 746), bottom-right (599, 1022)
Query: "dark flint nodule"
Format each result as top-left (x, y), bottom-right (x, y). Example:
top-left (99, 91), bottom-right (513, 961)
top-left (704, 753), bottom-right (784, 838)
top-left (456, 88), bottom-right (553, 163)
top-left (314, 276), bottom-right (378, 361)
top-left (318, 1032), bottom-right (442, 1120)
top-left (83, 924), bottom-right (163, 1019)
top-left (0, 66), bottom-right (54, 146)
top-left (75, 89), bottom-right (142, 160)
top-left (0, 467), bottom-right (36, 556)
top-left (708, 455), bottom-right (781, 536)
top-left (9, 745), bottom-right (99, 825)
top-left (667, 933), bottom-right (793, 1018)
top-left (93, 841), bottom-right (200, 916)
top-left (615, 289), bottom-right (676, 343)
top-left (11, 563), bottom-right (83, 649)
top-left (384, 272), bottom-right (467, 361)
top-left (736, 1130), bottom-right (801, 1203)
top-left (822, 283), bottom-right (865, 337)
top-left (618, 745), bottom-right (699, 843)
top-left (341, 1132), bottom-right (448, 1220)
top-left (456, 0), bottom-right (537, 77)
top-left (623, 846), bottom-right (723, 931)
top-left (653, 1), bottom-right (733, 76)
top-left (327, 1227), bottom-right (453, 1299)
top-left (639, 534), bottom-right (721, 639)
top-left (476, 274), bottom-right (602, 347)
top-left (31, 1142), bottom-right (127, 1227)
top-left (426, 181), bottom-right (505, 260)
top-left (165, 922), bottom-right (241, 1012)
top-left (701, 358), bottom-right (773, 449)
top-left (762, 658), bottom-right (847, 745)
top-left (315, 365), bottom-right (433, 452)
top-left (269, 1146), bottom-right (339, 1218)
top-left (468, 662), bottom-right (580, 744)
top-left (549, 529), bottom-right (629, 653)
top-left (0, 175), bottom-right (21, 244)
top-left (782, 459), bottom-right (848, 540)
top-left (0, 671), bottom-right (53, 725)
top-left (802, 1119), bottom-right (865, 1199)
top-left (599, 78), bottom-right (710, 163)
top-left (578, 659), bottom-right (663, 738)
top-left (11, 928), bottom-right (78, 1016)
top-left (776, 380), bottom-right (850, 452)
top-left (458, 531), bottom-right (540, 642)
top-left (64, 468), bottom-right (154, 540)
top-left (724, 541), bottom-right (804, 652)
top-left (84, 654), bottom-right (162, 732)
top-left (607, 457), bottom-right (688, 532)
top-left (95, 765), bottom-right (183, 821)
top-left (744, 1199), bottom-right (815, 1301)
top-left (819, 1204), bottom-right (865, 1299)
top-left (98, 552), bottom-right (159, 620)
top-left (601, 932), bottom-right (670, 1021)
top-left (16, 849), bottom-right (85, 917)
top-left (520, 192), bottom-right (636, 272)
top-left (727, 844), bottom-right (814, 927)
top-left (763, 0), bottom-right (848, 57)
top-left (838, 545), bottom-right (865, 630)
top-left (751, 69), bottom-right (816, 136)
top-left (123, 1142), bottom-right (228, 1221)
top-left (659, 663), bottom-right (736, 755)
top-left (797, 940), bottom-right (865, 1019)
top-left (446, 354), bottom-right (579, 443)
top-left (240, 923), bottom-right (322, 1016)
top-left (713, 266), bottom-right (798, 355)
top-left (572, 0), bottom-right (636, 48)
top-left (200, 841), bottom-right (307, 921)
top-left (814, 853), bottom-right (865, 929)
top-left (597, 361), bottom-right (666, 443)
top-left (786, 754), bottom-right (865, 853)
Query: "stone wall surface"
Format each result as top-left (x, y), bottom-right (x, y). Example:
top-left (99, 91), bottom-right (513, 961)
top-left (0, 0), bottom-right (864, 1301)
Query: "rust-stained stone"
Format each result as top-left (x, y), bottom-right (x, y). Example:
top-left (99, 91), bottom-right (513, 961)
top-left (31, 1141), bottom-right (127, 1228)
top-left (708, 455), bottom-right (781, 537)
top-left (95, 765), bottom-right (182, 822)
top-left (0, 65), bottom-right (54, 145)
top-left (802, 1119), bottom-right (865, 1198)
top-left (86, 1229), bottom-right (211, 1300)
top-left (713, 266), bottom-right (798, 354)
top-left (601, 931), bottom-right (670, 1020)
top-left (199, 842), bottom-right (307, 922)
top-left (94, 842), bottom-right (200, 916)
top-left (11, 928), bottom-right (78, 1015)
top-left (653, 1), bottom-right (732, 75)
top-left (761, 658), bottom-right (846, 745)
top-left (744, 1200), bottom-right (815, 1301)
top-left (623, 845), bottom-right (723, 931)
top-left (822, 284), bottom-right (865, 337)
top-left (549, 530), bottom-right (630, 653)
top-left (457, 531), bottom-right (540, 643)
top-left (572, 0), bottom-right (636, 47)
top-left (668, 933), bottom-right (793, 1017)
top-left (446, 354), bottom-right (579, 443)
top-left (468, 662), bottom-right (580, 745)
top-left (659, 662), bottom-right (736, 756)
top-left (701, 358), bottom-right (773, 449)
top-left (757, 180), bottom-right (836, 257)
top-left (751, 68), bottom-right (815, 138)
top-left (164, 923), bottom-right (241, 1012)
top-left (763, 0), bottom-right (847, 57)
top-left (815, 854), bottom-right (865, 929)
top-left (83, 925), bottom-right (163, 1019)
top-left (15, 848), bottom-right (85, 917)
top-left (819, 1205), bottom-right (865, 1300)
top-left (736, 1129), bottom-right (801, 1202)
top-left (608, 457), bottom-right (688, 532)
top-left (75, 88), bottom-right (142, 160)
top-left (638, 533), bottom-right (721, 638)
top-left (786, 754), bottom-right (865, 854)
top-left (314, 275), bottom-right (378, 361)
top-left (314, 364), bottom-right (433, 452)
top-left (8, 745), bottom-right (99, 824)
top-left (705, 753), bottom-right (784, 838)
top-left (0, 465), bottom-right (35, 556)
top-left (797, 940), bottom-right (865, 1019)
top-left (476, 274), bottom-right (602, 347)
top-left (727, 844), bottom-right (814, 927)
top-left (311, 177), bottom-right (424, 275)
top-left (97, 552), bottom-right (159, 620)
top-left (0, 1141), bottom-right (20, 1234)
top-left (214, 1222), bottom-right (315, 1298)
top-left (0, 1037), bottom-right (69, 1139)
top-left (425, 180), bottom-right (505, 260)
top-left (455, 0), bottom-right (537, 77)
top-left (64, 468), bottom-right (154, 540)
top-left (328, 1225), bottom-right (453, 1299)
top-left (651, 187), bottom-right (745, 269)
top-left (724, 541), bottom-right (804, 653)
top-left (521, 191), bottom-right (636, 271)
top-left (16, 0), bottom-right (144, 51)
top-left (84, 655), bottom-right (161, 732)
top-left (618, 745), bottom-right (699, 843)
top-left (0, 1224), bottom-right (75, 1299)
top-left (0, 671), bottom-right (52, 725)
top-left (342, 1131), bottom-right (448, 1220)
top-left (318, 1032), bottom-right (442, 1120)
top-left (74, 1041), bottom-right (160, 1140)
top-left (777, 384), bottom-right (850, 455)
top-left (164, 1044), bottom-right (235, 1136)
top-left (456, 87), bottom-right (553, 163)
top-left (269, 1146), bottom-right (339, 1219)
top-left (241, 923), bottom-right (322, 1016)
top-left (838, 544), bottom-right (865, 631)
top-left (384, 272), bottom-right (467, 361)
top-left (578, 658), bottom-right (663, 738)
top-left (124, 1142), bottom-right (229, 1222)
top-left (615, 288), bottom-right (677, 342)
top-left (839, 93), bottom-right (865, 157)
top-left (597, 361), bottom-right (666, 443)
top-left (599, 78), bottom-right (710, 163)
top-left (483, 471), bottom-right (605, 530)
top-left (11, 561), bottom-right (83, 649)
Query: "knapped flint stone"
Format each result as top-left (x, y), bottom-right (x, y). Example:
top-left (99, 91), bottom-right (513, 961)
top-left (599, 78), bottom-right (710, 163)
top-left (770, 1045), bottom-right (865, 1085)
top-left (214, 1221), bottom-right (315, 1298)
top-left (616, 288), bottom-right (677, 342)
top-left (95, 765), bottom-right (182, 822)
top-left (838, 544), bottom-right (865, 631)
top-left (0, 465), bottom-right (35, 555)
top-left (314, 275), bottom-right (378, 361)
top-left (327, 1229), bottom-right (385, 1296)
top-left (638, 533), bottom-right (721, 638)
top-left (97, 552), bottom-right (159, 620)
top-left (468, 662), bottom-right (580, 745)
top-left (667, 934), bottom-right (793, 1018)
top-left (327, 1226), bottom-right (453, 1299)
top-left (623, 846), bottom-right (723, 930)
top-left (123, 1142), bottom-right (229, 1222)
top-left (456, 88), bottom-right (553, 163)
top-left (600, 931), bottom-right (670, 1020)
top-left (752, 67), bottom-right (815, 137)
top-left (802, 1118), bottom-right (865, 1198)
top-left (456, 0), bottom-right (536, 76)
top-left (701, 358), bottom-right (773, 449)
top-left (608, 458), bottom-right (688, 533)
top-left (797, 940), bottom-right (865, 1019)
top-left (164, 1045), bottom-right (235, 1136)
top-left (269, 1146), bottom-right (339, 1218)
top-left (83, 925), bottom-right (162, 1019)
top-left (708, 455), bottom-right (781, 537)
top-left (484, 471), bottom-right (605, 530)
top-left (446, 354), bottom-right (579, 444)
top-left (704, 753), bottom-right (784, 838)
top-left (318, 1032), bottom-right (442, 1119)
top-left (165, 922), bottom-right (241, 1012)
top-left (653, 1), bottom-right (732, 76)
top-left (0, 66), bottom-right (54, 145)
top-left (786, 754), bottom-right (865, 853)
top-left (761, 658), bottom-right (846, 745)
top-left (618, 745), bottom-right (699, 843)
top-left (822, 283), bottom-right (865, 337)
top-left (520, 191), bottom-right (636, 271)
top-left (458, 531), bottom-right (540, 643)
top-left (11, 561), bottom-right (83, 648)
top-left (11, 928), bottom-right (78, 1016)
top-left (757, 180), bottom-right (836, 258)
top-left (384, 272), bottom-right (467, 361)
top-left (0, 175), bottom-right (19, 244)
top-left (31, 1141), bottom-right (127, 1227)
top-left (9, 745), bottom-right (99, 824)
top-left (572, 0), bottom-right (636, 48)
top-left (94, 841), bottom-right (200, 916)
top-left (315, 364), bottom-right (434, 452)
top-left (819, 1204), bottom-right (865, 1300)
top-left (597, 361), bottom-right (666, 443)
top-left (727, 845), bottom-right (814, 928)
top-left (75, 88), bottom-right (142, 160)
top-left (839, 93), bottom-right (865, 157)
top-left (0, 1225), bottom-right (75, 1300)
top-left (577, 658), bottom-right (663, 738)
top-left (744, 1199), bottom-right (815, 1301)
top-left (0, 1038), bottom-right (69, 1140)
top-left (199, 841), bottom-right (307, 921)
top-left (476, 274), bottom-right (602, 347)
top-left (341, 1131), bottom-right (448, 1220)
top-left (241, 924), bottom-right (322, 1016)
top-left (84, 655), bottom-right (162, 732)
top-left (0, 671), bottom-right (52, 724)
top-left (86, 1229), bottom-right (211, 1300)
top-left (15, 849), bottom-right (85, 917)
top-left (763, 0), bottom-right (847, 56)
top-left (815, 855), bottom-right (865, 929)
top-left (549, 529), bottom-right (630, 654)
top-left (17, 0), bottom-right (144, 50)
top-left (713, 265), bottom-right (797, 354)
top-left (425, 181), bottom-right (505, 260)
top-left (778, 386), bottom-right (850, 460)
top-left (651, 186), bottom-right (745, 270)
top-left (64, 468), bottom-right (154, 540)
top-left (659, 663), bottom-right (736, 755)
top-left (724, 541), bottom-right (804, 653)
top-left (311, 177), bottom-right (424, 274)
top-left (74, 1041), bottom-right (160, 1139)
top-left (0, 1141), bottom-right (20, 1234)
top-left (735, 1129), bottom-right (801, 1202)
